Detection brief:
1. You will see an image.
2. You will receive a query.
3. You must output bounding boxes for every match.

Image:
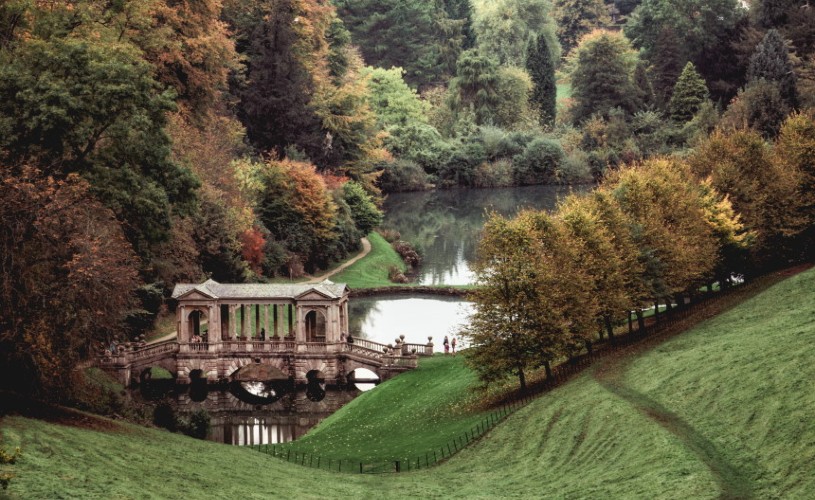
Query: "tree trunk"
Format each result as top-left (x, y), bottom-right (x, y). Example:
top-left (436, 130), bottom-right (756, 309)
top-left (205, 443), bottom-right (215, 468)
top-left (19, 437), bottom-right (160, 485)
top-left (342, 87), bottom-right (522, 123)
top-left (586, 340), bottom-right (593, 355)
top-left (518, 367), bottom-right (527, 392)
top-left (628, 310), bottom-right (633, 335)
top-left (604, 315), bottom-right (615, 340)
top-left (636, 309), bottom-right (645, 332)
top-left (666, 299), bottom-right (673, 315)
top-left (598, 324), bottom-right (604, 341)
top-left (654, 300), bottom-right (660, 323)
top-left (544, 360), bottom-right (552, 380)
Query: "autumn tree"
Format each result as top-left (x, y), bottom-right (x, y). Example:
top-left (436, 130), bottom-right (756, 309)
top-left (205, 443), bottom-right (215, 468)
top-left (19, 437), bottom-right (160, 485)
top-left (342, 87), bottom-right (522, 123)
top-left (688, 129), bottom-right (804, 268)
top-left (0, 168), bottom-right (140, 398)
top-left (464, 210), bottom-right (597, 390)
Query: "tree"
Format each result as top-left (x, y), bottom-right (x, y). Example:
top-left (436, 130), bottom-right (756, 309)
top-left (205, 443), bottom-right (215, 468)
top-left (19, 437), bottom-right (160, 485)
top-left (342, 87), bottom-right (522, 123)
top-left (669, 62), bottom-right (709, 122)
top-left (342, 181), bottom-right (383, 234)
top-left (747, 29), bottom-right (799, 109)
top-left (633, 60), bottom-right (656, 109)
top-left (0, 16), bottom-right (199, 255)
top-left (688, 130), bottom-right (805, 267)
top-left (774, 111), bottom-right (815, 256)
top-left (720, 79), bottom-right (790, 138)
top-left (362, 67), bottom-right (430, 128)
top-left (650, 26), bottom-right (684, 106)
top-left (568, 30), bottom-right (639, 123)
top-left (471, 0), bottom-right (561, 67)
top-left (605, 158), bottom-right (720, 301)
top-left (334, 0), bottom-right (465, 88)
top-left (553, 0), bottom-right (611, 54)
top-left (0, 168), bottom-right (140, 398)
top-left (624, 0), bottom-right (745, 69)
top-left (526, 34), bottom-right (557, 125)
top-left (463, 210), bottom-right (596, 390)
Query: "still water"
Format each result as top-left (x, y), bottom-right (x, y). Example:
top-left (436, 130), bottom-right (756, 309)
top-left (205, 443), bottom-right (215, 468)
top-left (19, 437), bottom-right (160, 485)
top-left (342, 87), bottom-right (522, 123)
top-left (349, 294), bottom-right (473, 347)
top-left (382, 185), bottom-right (582, 286)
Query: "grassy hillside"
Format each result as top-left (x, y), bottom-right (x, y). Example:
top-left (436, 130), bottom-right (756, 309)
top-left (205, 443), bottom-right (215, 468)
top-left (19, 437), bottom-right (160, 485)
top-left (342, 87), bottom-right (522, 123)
top-left (331, 232), bottom-right (405, 289)
top-left (2, 267), bottom-right (814, 498)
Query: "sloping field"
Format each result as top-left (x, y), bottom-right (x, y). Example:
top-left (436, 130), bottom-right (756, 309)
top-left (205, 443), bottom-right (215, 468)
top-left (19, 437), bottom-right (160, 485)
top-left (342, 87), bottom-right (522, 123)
top-left (2, 267), bottom-right (813, 499)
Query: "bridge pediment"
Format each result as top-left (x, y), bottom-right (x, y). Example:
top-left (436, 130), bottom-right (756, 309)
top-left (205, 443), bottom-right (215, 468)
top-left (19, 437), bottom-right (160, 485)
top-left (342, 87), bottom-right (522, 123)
top-left (177, 289), bottom-right (217, 301)
top-left (295, 289), bottom-right (333, 301)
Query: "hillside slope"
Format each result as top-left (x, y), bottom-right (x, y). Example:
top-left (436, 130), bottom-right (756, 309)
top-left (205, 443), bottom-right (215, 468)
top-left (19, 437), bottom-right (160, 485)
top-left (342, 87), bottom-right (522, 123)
top-left (2, 268), bottom-right (814, 499)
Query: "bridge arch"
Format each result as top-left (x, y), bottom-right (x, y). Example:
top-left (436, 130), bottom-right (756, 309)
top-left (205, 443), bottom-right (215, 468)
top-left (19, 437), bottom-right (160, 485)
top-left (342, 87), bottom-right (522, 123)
top-left (185, 308), bottom-right (209, 342)
top-left (227, 359), bottom-right (289, 381)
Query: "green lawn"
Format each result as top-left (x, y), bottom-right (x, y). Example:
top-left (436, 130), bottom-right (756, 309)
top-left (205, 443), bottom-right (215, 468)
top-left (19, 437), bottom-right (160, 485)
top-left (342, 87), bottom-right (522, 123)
top-left (275, 354), bottom-right (491, 462)
top-left (2, 267), bottom-right (814, 498)
top-left (331, 231), bottom-right (405, 289)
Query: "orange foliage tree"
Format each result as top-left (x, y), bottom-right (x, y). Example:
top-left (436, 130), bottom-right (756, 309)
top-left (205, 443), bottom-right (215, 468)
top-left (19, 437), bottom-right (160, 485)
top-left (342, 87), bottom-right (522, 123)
top-left (0, 168), bottom-right (140, 398)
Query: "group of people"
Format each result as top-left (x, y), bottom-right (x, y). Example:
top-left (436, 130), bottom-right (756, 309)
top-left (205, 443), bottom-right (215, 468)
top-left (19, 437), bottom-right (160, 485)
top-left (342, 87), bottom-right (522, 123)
top-left (443, 335), bottom-right (457, 355)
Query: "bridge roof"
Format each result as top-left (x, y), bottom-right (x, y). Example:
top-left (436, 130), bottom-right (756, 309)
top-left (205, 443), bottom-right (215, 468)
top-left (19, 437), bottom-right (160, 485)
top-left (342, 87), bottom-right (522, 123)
top-left (171, 279), bottom-right (348, 301)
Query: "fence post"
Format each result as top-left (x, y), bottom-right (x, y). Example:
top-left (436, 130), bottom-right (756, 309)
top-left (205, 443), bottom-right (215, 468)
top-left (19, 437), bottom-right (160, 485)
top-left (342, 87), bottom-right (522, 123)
top-left (426, 452), bottom-right (429, 467)
top-left (360, 462), bottom-right (363, 474)
top-left (287, 449), bottom-right (291, 461)
top-left (395, 461), bottom-right (401, 472)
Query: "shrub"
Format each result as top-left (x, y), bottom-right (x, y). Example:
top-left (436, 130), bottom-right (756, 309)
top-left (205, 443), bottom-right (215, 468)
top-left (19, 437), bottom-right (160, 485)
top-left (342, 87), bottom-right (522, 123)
top-left (473, 159), bottom-right (514, 187)
top-left (392, 240), bottom-right (421, 269)
top-left (512, 138), bottom-right (565, 185)
top-left (377, 159), bottom-right (432, 192)
top-left (559, 149), bottom-right (592, 183)
top-left (388, 265), bottom-right (409, 283)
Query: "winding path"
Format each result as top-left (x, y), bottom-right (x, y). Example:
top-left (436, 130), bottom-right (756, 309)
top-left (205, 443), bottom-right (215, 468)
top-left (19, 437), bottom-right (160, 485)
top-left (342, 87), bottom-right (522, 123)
top-left (307, 237), bottom-right (371, 283)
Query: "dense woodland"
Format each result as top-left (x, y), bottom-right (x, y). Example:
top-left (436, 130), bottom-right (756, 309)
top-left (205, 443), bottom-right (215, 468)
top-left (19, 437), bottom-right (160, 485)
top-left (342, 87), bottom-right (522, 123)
top-left (0, 0), bottom-right (814, 398)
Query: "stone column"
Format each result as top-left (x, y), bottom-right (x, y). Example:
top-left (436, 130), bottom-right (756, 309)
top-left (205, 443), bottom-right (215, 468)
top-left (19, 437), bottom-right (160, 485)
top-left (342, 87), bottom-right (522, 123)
top-left (240, 304), bottom-right (247, 338)
top-left (295, 305), bottom-right (305, 342)
top-left (229, 304), bottom-right (237, 339)
top-left (262, 304), bottom-right (269, 339)
top-left (275, 304), bottom-right (282, 338)
top-left (178, 306), bottom-right (189, 342)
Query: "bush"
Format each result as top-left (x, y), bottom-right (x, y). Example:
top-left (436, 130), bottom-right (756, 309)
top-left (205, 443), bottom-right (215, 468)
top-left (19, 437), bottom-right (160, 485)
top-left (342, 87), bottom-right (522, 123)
top-left (392, 240), bottom-right (421, 269)
top-left (377, 159), bottom-right (432, 192)
top-left (558, 150), bottom-right (592, 183)
top-left (495, 131), bottom-right (537, 159)
top-left (376, 228), bottom-right (401, 243)
top-left (512, 138), bottom-right (565, 185)
top-left (178, 409), bottom-right (211, 440)
top-left (388, 265), bottom-right (409, 283)
top-left (473, 159), bottom-right (514, 187)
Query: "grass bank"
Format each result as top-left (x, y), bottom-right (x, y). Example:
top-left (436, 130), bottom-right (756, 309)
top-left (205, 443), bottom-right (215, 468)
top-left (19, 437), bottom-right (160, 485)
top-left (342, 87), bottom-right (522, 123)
top-left (2, 267), bottom-right (814, 498)
top-left (331, 232), bottom-right (405, 289)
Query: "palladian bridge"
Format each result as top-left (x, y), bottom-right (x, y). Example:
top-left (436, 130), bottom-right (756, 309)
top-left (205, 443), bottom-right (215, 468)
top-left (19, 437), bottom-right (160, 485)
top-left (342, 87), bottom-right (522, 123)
top-left (98, 279), bottom-right (431, 387)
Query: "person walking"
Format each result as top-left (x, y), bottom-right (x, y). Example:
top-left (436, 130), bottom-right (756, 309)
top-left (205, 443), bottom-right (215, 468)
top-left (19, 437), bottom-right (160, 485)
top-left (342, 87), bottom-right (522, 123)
top-left (443, 335), bottom-right (450, 355)
top-left (451, 337), bottom-right (457, 355)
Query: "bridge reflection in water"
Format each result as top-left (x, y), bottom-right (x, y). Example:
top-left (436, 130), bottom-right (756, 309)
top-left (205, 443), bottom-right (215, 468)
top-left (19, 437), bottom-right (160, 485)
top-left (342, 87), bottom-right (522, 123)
top-left (161, 380), bottom-right (364, 446)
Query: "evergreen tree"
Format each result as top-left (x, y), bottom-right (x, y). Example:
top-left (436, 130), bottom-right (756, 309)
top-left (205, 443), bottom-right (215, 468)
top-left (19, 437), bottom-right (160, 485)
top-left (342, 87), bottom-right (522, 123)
top-left (747, 29), bottom-right (799, 109)
top-left (669, 62), bottom-right (709, 122)
top-left (651, 26), bottom-right (684, 107)
top-left (756, 0), bottom-right (797, 29)
top-left (569, 30), bottom-right (639, 123)
top-left (526, 35), bottom-right (557, 125)
top-left (633, 60), bottom-right (655, 109)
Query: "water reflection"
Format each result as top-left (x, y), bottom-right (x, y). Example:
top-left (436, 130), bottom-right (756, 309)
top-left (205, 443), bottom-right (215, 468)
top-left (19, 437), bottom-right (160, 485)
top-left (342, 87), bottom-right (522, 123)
top-left (349, 295), bottom-right (473, 346)
top-left (383, 185), bottom-right (583, 285)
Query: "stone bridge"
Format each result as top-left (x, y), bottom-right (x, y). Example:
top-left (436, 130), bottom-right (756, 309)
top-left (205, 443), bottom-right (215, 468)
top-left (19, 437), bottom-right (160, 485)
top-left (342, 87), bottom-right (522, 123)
top-left (98, 279), bottom-right (432, 386)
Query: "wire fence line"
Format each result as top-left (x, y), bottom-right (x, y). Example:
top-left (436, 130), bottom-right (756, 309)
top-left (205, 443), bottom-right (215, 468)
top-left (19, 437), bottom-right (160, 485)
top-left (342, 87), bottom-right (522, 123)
top-left (251, 284), bottom-right (741, 474)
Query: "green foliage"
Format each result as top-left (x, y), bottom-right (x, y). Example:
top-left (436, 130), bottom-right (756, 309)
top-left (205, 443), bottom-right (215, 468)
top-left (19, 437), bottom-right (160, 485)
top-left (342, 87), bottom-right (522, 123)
top-left (669, 62), bottom-right (709, 122)
top-left (0, 35), bottom-right (198, 253)
top-left (335, 0), bottom-right (465, 88)
top-left (471, 0), bottom-right (561, 67)
top-left (377, 159), bottom-right (432, 192)
top-left (721, 80), bottom-right (790, 138)
top-left (649, 26), bottom-right (684, 107)
top-left (362, 67), bottom-right (430, 128)
top-left (342, 181), bottom-right (383, 234)
top-left (747, 29), bottom-right (799, 108)
top-left (553, 0), bottom-right (611, 54)
top-left (568, 30), bottom-right (640, 123)
top-left (624, 0), bottom-right (746, 72)
top-left (526, 35), bottom-right (557, 125)
top-left (512, 138), bottom-right (565, 185)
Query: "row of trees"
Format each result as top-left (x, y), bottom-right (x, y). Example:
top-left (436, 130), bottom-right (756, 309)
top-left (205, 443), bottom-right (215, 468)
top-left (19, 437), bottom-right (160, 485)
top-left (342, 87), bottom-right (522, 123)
top-left (464, 112), bottom-right (815, 390)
